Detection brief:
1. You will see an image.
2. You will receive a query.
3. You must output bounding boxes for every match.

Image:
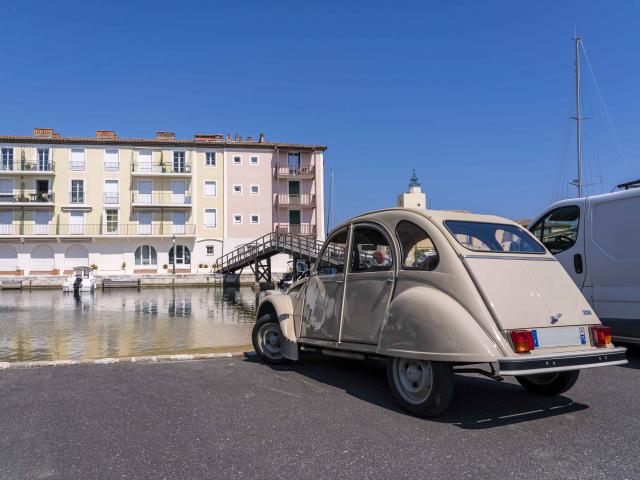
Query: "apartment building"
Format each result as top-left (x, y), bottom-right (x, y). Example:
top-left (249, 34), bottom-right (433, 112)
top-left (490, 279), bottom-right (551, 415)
top-left (0, 128), bottom-right (325, 275)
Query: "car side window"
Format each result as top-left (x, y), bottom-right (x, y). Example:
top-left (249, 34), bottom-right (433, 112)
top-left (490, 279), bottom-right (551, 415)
top-left (530, 206), bottom-right (580, 254)
top-left (350, 226), bottom-right (393, 273)
top-left (316, 228), bottom-right (348, 275)
top-left (396, 221), bottom-right (439, 271)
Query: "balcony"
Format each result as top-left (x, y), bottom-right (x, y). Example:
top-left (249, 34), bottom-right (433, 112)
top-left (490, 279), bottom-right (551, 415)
top-left (131, 192), bottom-right (192, 209)
top-left (275, 193), bottom-right (316, 207)
top-left (131, 162), bottom-right (192, 176)
top-left (0, 191), bottom-right (55, 208)
top-left (0, 161), bottom-right (55, 175)
top-left (274, 164), bottom-right (315, 178)
top-left (275, 223), bottom-right (316, 236)
top-left (0, 223), bottom-right (197, 237)
top-left (104, 193), bottom-right (120, 205)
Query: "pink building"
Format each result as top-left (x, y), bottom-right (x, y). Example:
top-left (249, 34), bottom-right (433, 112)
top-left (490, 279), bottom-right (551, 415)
top-left (223, 139), bottom-right (325, 272)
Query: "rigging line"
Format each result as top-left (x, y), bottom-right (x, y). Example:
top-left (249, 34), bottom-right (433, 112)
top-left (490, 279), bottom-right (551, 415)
top-left (553, 69), bottom-right (576, 202)
top-left (580, 41), bottom-right (632, 175)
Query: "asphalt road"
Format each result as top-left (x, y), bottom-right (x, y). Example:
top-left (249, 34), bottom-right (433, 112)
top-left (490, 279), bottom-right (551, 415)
top-left (1, 348), bottom-right (639, 480)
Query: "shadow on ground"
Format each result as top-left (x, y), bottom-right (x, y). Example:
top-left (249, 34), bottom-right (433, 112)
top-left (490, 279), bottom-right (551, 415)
top-left (618, 344), bottom-right (640, 370)
top-left (246, 354), bottom-right (588, 430)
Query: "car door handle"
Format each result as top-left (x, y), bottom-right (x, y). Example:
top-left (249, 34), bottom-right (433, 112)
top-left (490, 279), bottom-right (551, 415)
top-left (384, 278), bottom-right (394, 283)
top-left (336, 279), bottom-right (343, 284)
top-left (573, 253), bottom-right (583, 274)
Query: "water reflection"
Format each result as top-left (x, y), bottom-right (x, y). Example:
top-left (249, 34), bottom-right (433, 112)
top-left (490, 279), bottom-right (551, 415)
top-left (0, 287), bottom-right (260, 362)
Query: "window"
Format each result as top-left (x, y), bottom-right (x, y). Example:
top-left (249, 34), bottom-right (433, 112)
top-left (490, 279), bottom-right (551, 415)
top-left (233, 185), bottom-right (242, 195)
top-left (250, 214), bottom-right (260, 224)
top-left (204, 181), bottom-right (217, 197)
top-left (105, 209), bottom-right (118, 234)
top-left (233, 155), bottom-right (241, 165)
top-left (104, 179), bottom-right (119, 204)
top-left (169, 245), bottom-right (191, 265)
top-left (173, 151), bottom-right (186, 173)
top-left (71, 180), bottom-right (84, 203)
top-left (233, 214), bottom-right (243, 224)
top-left (206, 245), bottom-right (214, 256)
top-left (37, 148), bottom-right (50, 171)
top-left (350, 226), bottom-right (393, 272)
top-left (396, 221), bottom-right (439, 271)
top-left (204, 209), bottom-right (217, 228)
top-left (135, 245), bottom-right (157, 266)
top-left (1, 148), bottom-right (14, 171)
top-left (250, 155), bottom-right (258, 165)
top-left (250, 185), bottom-right (259, 195)
top-left (205, 152), bottom-right (216, 167)
top-left (104, 149), bottom-right (120, 171)
top-left (530, 206), bottom-right (580, 254)
top-left (288, 152), bottom-right (300, 167)
top-left (445, 221), bottom-right (545, 254)
top-left (70, 148), bottom-right (85, 171)
top-left (316, 228), bottom-right (348, 275)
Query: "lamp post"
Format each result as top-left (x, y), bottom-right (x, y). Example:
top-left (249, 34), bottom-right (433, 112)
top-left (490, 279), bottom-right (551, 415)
top-left (172, 233), bottom-right (176, 275)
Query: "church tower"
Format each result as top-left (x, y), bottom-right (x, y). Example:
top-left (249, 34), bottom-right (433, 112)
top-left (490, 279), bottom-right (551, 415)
top-left (397, 170), bottom-right (427, 209)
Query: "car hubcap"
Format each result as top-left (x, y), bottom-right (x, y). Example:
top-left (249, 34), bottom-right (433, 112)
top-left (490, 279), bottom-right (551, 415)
top-left (258, 323), bottom-right (283, 360)
top-left (393, 358), bottom-right (433, 405)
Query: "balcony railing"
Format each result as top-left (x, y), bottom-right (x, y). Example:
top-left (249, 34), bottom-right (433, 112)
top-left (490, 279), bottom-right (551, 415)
top-left (0, 161), bottom-right (55, 172)
top-left (132, 162), bottom-right (192, 174)
top-left (69, 192), bottom-right (85, 204)
top-left (275, 194), bottom-right (316, 206)
top-left (0, 191), bottom-right (55, 204)
top-left (275, 164), bottom-right (315, 177)
top-left (131, 192), bottom-right (192, 205)
top-left (0, 223), bottom-right (197, 236)
top-left (104, 193), bottom-right (120, 204)
top-left (275, 223), bottom-right (316, 236)
top-left (69, 161), bottom-right (85, 171)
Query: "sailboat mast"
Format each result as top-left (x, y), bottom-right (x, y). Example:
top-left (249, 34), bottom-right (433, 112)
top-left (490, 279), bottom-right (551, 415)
top-left (574, 36), bottom-right (583, 197)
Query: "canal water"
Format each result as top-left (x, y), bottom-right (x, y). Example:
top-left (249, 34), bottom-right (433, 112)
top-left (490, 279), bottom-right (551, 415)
top-left (0, 287), bottom-right (259, 362)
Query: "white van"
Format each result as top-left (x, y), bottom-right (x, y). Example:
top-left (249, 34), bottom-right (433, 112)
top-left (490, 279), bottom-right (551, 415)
top-left (529, 183), bottom-right (640, 344)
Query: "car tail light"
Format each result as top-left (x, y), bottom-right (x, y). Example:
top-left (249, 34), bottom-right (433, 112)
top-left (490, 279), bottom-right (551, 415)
top-left (510, 330), bottom-right (534, 353)
top-left (590, 326), bottom-right (612, 347)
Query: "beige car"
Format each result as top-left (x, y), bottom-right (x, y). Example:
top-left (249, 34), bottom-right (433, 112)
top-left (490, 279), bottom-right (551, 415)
top-left (252, 209), bottom-right (627, 417)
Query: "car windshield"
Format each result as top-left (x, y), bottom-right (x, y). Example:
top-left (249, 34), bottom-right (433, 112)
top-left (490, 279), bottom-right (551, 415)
top-left (444, 220), bottom-right (545, 254)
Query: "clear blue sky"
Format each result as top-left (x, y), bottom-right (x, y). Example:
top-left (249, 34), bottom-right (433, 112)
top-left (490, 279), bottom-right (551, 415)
top-left (2, 1), bottom-right (639, 226)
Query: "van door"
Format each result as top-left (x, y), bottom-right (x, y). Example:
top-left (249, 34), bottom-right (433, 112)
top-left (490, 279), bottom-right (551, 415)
top-left (586, 191), bottom-right (640, 339)
top-left (530, 204), bottom-right (586, 290)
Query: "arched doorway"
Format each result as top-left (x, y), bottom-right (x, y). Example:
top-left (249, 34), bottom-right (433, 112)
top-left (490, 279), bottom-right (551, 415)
top-left (31, 244), bottom-right (55, 273)
top-left (0, 245), bottom-right (17, 272)
top-left (169, 245), bottom-right (191, 266)
top-left (64, 244), bottom-right (89, 272)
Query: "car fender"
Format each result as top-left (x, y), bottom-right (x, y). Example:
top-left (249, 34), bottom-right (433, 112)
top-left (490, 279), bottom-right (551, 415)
top-left (257, 292), bottom-right (297, 342)
top-left (378, 285), bottom-right (502, 363)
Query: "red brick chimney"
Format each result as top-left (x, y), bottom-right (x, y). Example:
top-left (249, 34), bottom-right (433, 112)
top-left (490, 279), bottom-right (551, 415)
top-left (96, 130), bottom-right (117, 140)
top-left (194, 133), bottom-right (224, 142)
top-left (32, 128), bottom-right (54, 138)
top-left (156, 131), bottom-right (176, 140)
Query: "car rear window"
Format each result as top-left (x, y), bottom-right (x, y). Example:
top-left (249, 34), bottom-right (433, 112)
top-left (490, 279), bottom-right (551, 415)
top-left (444, 220), bottom-right (545, 254)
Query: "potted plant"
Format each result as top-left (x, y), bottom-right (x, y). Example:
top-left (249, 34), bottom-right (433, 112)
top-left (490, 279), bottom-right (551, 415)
top-left (121, 261), bottom-right (126, 270)
top-left (163, 264), bottom-right (168, 270)
top-left (90, 264), bottom-right (98, 271)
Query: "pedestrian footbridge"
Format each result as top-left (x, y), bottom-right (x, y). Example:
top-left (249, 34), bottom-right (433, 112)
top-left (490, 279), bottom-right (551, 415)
top-left (217, 233), bottom-right (324, 282)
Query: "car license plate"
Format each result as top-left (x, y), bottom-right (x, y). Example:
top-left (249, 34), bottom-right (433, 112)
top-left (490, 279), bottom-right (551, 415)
top-left (531, 326), bottom-right (587, 348)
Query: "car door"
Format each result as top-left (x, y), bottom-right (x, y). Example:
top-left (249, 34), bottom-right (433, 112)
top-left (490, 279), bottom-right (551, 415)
top-left (530, 204), bottom-right (586, 289)
top-left (341, 223), bottom-right (395, 344)
top-left (301, 227), bottom-right (350, 341)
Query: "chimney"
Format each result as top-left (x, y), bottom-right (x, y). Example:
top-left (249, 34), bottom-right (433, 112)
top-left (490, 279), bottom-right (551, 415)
top-left (32, 128), bottom-right (54, 138)
top-left (246, 136), bottom-right (253, 142)
top-left (194, 133), bottom-right (224, 142)
top-left (156, 131), bottom-right (176, 140)
top-left (96, 130), bottom-right (117, 140)
top-left (52, 132), bottom-right (61, 139)
top-left (226, 133), bottom-right (232, 141)
top-left (234, 133), bottom-right (242, 141)
top-left (258, 132), bottom-right (265, 143)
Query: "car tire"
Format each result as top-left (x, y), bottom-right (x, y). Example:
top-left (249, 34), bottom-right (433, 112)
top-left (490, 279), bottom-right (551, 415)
top-left (516, 370), bottom-right (580, 395)
top-left (386, 357), bottom-right (455, 418)
top-left (252, 314), bottom-right (290, 365)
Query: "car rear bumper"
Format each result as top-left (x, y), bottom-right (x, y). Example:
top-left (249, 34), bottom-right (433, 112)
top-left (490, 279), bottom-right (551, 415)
top-left (497, 347), bottom-right (627, 376)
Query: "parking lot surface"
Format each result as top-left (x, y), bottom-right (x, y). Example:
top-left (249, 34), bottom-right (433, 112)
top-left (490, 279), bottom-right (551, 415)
top-left (1, 349), bottom-right (639, 480)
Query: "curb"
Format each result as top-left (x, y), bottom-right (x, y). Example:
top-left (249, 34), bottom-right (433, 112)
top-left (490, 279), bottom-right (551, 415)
top-left (0, 351), bottom-right (256, 370)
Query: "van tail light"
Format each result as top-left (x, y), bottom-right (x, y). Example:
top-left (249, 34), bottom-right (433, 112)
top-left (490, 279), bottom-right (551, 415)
top-left (590, 326), bottom-right (612, 347)
top-left (510, 330), bottom-right (534, 353)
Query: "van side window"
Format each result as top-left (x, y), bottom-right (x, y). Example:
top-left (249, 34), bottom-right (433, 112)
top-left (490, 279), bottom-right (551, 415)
top-left (396, 221), bottom-right (439, 271)
top-left (316, 228), bottom-right (348, 275)
top-left (530, 206), bottom-right (580, 254)
top-left (350, 226), bottom-right (393, 272)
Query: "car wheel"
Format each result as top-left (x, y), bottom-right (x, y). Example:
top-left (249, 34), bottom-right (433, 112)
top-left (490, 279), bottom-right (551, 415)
top-left (516, 370), bottom-right (580, 395)
top-left (386, 357), bottom-right (455, 417)
top-left (252, 314), bottom-right (290, 365)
